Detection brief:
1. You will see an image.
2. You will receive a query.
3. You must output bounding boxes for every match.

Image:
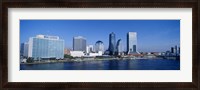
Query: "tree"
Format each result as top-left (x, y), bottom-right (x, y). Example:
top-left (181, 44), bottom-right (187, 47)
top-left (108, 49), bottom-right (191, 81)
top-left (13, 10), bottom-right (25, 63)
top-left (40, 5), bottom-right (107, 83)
top-left (27, 57), bottom-right (34, 63)
top-left (64, 54), bottom-right (73, 59)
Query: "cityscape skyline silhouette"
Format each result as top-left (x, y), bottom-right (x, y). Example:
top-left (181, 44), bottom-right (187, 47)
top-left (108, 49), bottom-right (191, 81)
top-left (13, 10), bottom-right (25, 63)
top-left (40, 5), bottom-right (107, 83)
top-left (20, 20), bottom-right (180, 52)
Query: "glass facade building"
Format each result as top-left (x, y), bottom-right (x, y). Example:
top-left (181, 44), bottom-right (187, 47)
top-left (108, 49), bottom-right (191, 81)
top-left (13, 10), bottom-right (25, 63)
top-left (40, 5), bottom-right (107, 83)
top-left (20, 42), bottom-right (29, 57)
top-left (20, 43), bottom-right (24, 56)
top-left (108, 32), bottom-right (116, 55)
top-left (28, 35), bottom-right (64, 60)
top-left (116, 39), bottom-right (123, 54)
top-left (73, 36), bottom-right (86, 52)
top-left (127, 32), bottom-right (138, 54)
top-left (95, 40), bottom-right (104, 53)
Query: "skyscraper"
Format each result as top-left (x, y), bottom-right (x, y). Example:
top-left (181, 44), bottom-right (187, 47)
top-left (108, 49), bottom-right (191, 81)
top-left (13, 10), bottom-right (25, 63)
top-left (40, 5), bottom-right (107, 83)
top-left (171, 47), bottom-right (174, 53)
top-left (175, 45), bottom-right (178, 56)
top-left (108, 32), bottom-right (116, 55)
top-left (20, 42), bottom-right (29, 57)
top-left (28, 35), bottom-right (64, 60)
top-left (95, 40), bottom-right (104, 54)
top-left (116, 39), bottom-right (123, 55)
top-left (23, 42), bottom-right (29, 57)
top-left (127, 32), bottom-right (138, 54)
top-left (73, 36), bottom-right (86, 52)
top-left (20, 43), bottom-right (24, 56)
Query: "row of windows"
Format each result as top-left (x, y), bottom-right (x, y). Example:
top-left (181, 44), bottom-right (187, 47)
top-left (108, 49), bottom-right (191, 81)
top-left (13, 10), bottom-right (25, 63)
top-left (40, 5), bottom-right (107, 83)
top-left (32, 38), bottom-right (64, 59)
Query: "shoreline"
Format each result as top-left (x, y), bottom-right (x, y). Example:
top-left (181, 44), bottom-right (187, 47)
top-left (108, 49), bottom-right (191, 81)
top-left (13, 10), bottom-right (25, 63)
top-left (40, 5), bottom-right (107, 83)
top-left (20, 57), bottom-right (179, 65)
top-left (21, 58), bottom-right (122, 65)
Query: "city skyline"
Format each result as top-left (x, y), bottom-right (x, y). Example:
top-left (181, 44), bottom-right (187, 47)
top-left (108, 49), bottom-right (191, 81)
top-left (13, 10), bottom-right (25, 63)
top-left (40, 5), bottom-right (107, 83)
top-left (20, 20), bottom-right (180, 52)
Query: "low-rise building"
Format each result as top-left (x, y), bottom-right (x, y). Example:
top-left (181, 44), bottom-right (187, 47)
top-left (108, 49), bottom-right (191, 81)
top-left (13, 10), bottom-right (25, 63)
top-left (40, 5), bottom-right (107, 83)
top-left (70, 51), bottom-right (84, 57)
top-left (89, 51), bottom-right (103, 57)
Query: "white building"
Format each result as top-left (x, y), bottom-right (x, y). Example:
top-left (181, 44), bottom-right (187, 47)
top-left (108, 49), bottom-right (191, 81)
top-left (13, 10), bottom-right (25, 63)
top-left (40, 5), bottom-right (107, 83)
top-left (70, 51), bottom-right (84, 57)
top-left (86, 45), bottom-right (94, 53)
top-left (88, 51), bottom-right (103, 57)
top-left (28, 35), bottom-right (64, 60)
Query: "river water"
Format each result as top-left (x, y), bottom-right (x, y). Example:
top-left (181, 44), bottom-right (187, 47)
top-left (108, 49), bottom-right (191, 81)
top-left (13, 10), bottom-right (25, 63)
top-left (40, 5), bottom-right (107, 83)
top-left (20, 59), bottom-right (180, 70)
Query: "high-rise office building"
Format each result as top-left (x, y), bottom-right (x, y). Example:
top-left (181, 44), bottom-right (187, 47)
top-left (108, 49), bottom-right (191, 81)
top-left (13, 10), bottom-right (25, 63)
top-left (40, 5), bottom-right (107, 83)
top-left (116, 39), bottom-right (123, 55)
top-left (20, 42), bottom-right (29, 57)
top-left (171, 47), bottom-right (174, 53)
top-left (95, 40), bottom-right (104, 54)
top-left (175, 45), bottom-right (177, 55)
top-left (108, 32), bottom-right (116, 55)
top-left (23, 42), bottom-right (29, 57)
top-left (73, 36), bottom-right (86, 52)
top-left (20, 43), bottom-right (24, 56)
top-left (127, 32), bottom-right (138, 54)
top-left (28, 35), bottom-right (64, 60)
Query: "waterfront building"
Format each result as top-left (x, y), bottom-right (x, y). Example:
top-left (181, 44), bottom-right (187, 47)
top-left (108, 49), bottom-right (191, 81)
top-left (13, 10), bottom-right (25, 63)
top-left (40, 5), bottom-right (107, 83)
top-left (165, 45), bottom-right (180, 57)
top-left (88, 51), bottom-right (103, 57)
top-left (175, 45), bottom-right (178, 55)
top-left (127, 32), bottom-right (139, 54)
top-left (171, 47), bottom-right (174, 53)
top-left (95, 40), bottom-right (104, 54)
top-left (86, 45), bottom-right (94, 53)
top-left (108, 32), bottom-right (116, 55)
top-left (20, 43), bottom-right (24, 56)
top-left (23, 42), bottom-right (29, 57)
top-left (73, 36), bottom-right (86, 52)
top-left (70, 51), bottom-right (84, 57)
top-left (20, 42), bottom-right (29, 57)
top-left (28, 35), bottom-right (64, 60)
top-left (116, 39), bottom-right (123, 55)
top-left (104, 50), bottom-right (110, 55)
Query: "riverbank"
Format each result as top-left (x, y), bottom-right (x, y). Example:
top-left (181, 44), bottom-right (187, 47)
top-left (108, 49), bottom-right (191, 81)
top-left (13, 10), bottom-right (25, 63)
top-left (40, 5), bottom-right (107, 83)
top-left (20, 59), bottom-right (180, 70)
top-left (21, 57), bottom-right (124, 65)
top-left (20, 57), bottom-right (179, 65)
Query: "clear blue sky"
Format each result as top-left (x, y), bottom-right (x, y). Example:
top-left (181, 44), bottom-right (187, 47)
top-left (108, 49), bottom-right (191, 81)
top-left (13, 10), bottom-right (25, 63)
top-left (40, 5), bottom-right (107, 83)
top-left (20, 20), bottom-right (180, 52)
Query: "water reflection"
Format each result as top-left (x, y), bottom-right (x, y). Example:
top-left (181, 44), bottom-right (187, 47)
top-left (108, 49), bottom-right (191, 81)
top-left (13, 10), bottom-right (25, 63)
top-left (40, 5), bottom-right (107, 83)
top-left (20, 59), bottom-right (180, 70)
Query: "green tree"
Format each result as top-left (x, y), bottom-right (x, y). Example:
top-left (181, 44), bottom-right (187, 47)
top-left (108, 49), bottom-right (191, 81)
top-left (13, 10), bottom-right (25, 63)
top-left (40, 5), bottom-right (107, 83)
top-left (64, 54), bottom-right (73, 59)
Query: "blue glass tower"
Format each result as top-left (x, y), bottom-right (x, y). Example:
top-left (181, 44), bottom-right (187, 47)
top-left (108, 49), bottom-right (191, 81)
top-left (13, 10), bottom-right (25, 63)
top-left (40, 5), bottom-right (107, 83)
top-left (28, 35), bottom-right (64, 60)
top-left (108, 32), bottom-right (116, 55)
top-left (127, 32), bottom-right (138, 54)
top-left (116, 39), bottom-right (123, 55)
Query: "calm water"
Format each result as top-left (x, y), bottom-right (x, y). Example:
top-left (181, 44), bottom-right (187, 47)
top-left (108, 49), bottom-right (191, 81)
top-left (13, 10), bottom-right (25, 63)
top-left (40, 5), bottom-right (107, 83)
top-left (20, 59), bottom-right (180, 70)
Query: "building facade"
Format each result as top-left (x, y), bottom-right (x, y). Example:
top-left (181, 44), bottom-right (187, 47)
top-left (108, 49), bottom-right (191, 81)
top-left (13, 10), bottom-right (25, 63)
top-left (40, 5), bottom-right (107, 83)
top-left (95, 40), bottom-right (104, 54)
top-left (70, 51), bottom-right (84, 57)
top-left (28, 35), bottom-right (64, 60)
top-left (108, 32), bottom-right (116, 55)
top-left (127, 32), bottom-right (138, 54)
top-left (20, 43), bottom-right (24, 56)
top-left (20, 42), bottom-right (29, 57)
top-left (86, 45), bottom-right (94, 53)
top-left (116, 39), bottom-right (123, 55)
top-left (73, 36), bottom-right (86, 52)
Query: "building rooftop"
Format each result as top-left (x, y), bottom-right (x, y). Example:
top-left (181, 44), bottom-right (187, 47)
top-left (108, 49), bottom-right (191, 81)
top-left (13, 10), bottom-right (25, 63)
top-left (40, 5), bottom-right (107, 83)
top-left (74, 36), bottom-right (86, 39)
top-left (35, 35), bottom-right (60, 40)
